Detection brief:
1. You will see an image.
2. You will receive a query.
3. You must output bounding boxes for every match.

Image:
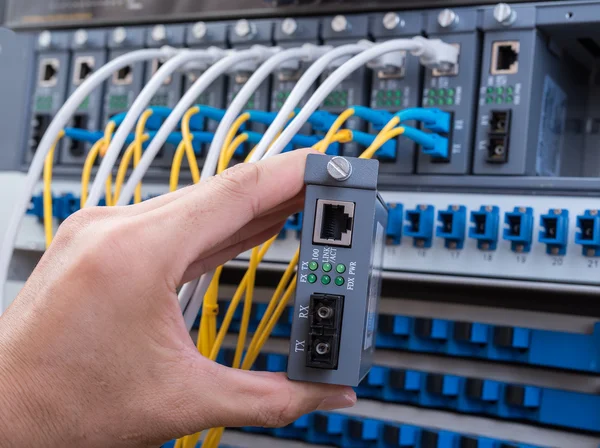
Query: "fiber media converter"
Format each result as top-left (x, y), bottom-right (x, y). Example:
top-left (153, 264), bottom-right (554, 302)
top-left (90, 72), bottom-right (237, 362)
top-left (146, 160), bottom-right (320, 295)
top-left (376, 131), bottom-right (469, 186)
top-left (287, 155), bottom-right (388, 387)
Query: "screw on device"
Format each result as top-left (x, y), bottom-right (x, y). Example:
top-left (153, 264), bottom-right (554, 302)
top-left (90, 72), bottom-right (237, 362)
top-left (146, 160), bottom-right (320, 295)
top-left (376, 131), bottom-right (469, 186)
top-left (327, 156), bottom-right (353, 181)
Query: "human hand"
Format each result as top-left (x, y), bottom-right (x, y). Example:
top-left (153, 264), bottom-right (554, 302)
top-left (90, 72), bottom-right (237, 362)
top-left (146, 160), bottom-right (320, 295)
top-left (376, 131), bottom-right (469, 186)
top-left (0, 149), bottom-right (356, 447)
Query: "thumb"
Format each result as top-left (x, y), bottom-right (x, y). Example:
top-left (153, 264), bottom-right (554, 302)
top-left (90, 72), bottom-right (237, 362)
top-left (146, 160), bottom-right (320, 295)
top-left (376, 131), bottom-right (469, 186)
top-left (173, 361), bottom-right (356, 433)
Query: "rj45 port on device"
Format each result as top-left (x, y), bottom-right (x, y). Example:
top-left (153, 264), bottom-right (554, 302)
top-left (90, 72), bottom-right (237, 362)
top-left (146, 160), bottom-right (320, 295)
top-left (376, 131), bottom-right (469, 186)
top-left (313, 199), bottom-right (355, 247)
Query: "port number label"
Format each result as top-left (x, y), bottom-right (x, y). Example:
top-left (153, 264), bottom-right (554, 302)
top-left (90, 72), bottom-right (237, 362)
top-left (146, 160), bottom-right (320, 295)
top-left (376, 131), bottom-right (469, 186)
top-left (552, 257), bottom-right (564, 266)
top-left (299, 274), bottom-right (308, 283)
top-left (298, 305), bottom-right (309, 319)
top-left (588, 259), bottom-right (599, 269)
top-left (312, 249), bottom-right (319, 261)
top-left (516, 255), bottom-right (527, 264)
top-left (294, 340), bottom-right (305, 352)
top-left (449, 251), bottom-right (460, 260)
top-left (417, 250), bottom-right (427, 258)
top-left (483, 253), bottom-right (493, 262)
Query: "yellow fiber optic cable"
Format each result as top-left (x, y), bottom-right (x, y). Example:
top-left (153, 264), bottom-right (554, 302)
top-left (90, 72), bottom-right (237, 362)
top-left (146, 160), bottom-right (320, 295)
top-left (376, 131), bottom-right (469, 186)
top-left (218, 112), bottom-right (251, 173)
top-left (81, 122), bottom-right (116, 208)
top-left (181, 107), bottom-right (201, 184)
top-left (115, 136), bottom-right (149, 201)
top-left (42, 130), bottom-right (65, 249)
top-left (318, 108), bottom-right (355, 153)
top-left (232, 247), bottom-right (259, 368)
top-left (224, 133), bottom-right (249, 164)
top-left (359, 126), bottom-right (405, 160)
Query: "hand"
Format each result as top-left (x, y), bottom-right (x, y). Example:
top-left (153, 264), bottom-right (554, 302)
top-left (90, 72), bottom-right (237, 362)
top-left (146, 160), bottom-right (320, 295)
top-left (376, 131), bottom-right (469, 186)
top-left (0, 149), bottom-right (356, 447)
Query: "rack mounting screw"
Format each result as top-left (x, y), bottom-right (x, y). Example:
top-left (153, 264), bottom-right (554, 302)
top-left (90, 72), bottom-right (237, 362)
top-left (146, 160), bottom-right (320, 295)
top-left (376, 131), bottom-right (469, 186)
top-left (327, 157), bottom-right (353, 181)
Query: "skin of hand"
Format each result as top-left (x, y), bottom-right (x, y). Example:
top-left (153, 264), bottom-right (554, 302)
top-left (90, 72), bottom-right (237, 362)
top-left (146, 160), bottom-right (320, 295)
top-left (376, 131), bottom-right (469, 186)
top-left (0, 149), bottom-right (356, 447)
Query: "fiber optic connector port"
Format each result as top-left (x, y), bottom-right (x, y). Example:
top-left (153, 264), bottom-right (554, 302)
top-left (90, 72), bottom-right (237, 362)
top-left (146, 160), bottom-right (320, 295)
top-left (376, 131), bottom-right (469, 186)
top-left (491, 41), bottom-right (520, 75)
top-left (539, 209), bottom-right (569, 256)
top-left (486, 134), bottom-right (510, 164)
top-left (503, 207), bottom-right (534, 253)
top-left (73, 56), bottom-right (95, 85)
top-left (69, 114), bottom-right (89, 157)
top-left (490, 110), bottom-right (511, 134)
top-left (386, 203), bottom-right (403, 246)
top-left (307, 293), bottom-right (344, 370)
top-left (576, 210), bottom-right (600, 257)
top-left (30, 114), bottom-right (51, 154)
top-left (469, 206), bottom-right (500, 251)
top-left (39, 58), bottom-right (59, 87)
top-left (113, 65), bottom-right (133, 85)
top-left (313, 200), bottom-right (355, 248)
top-left (436, 205), bottom-right (466, 250)
top-left (404, 205), bottom-right (434, 248)
top-left (152, 58), bottom-right (171, 85)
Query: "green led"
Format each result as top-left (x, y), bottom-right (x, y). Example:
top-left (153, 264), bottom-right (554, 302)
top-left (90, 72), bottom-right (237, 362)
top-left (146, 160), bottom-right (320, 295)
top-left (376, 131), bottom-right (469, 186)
top-left (335, 276), bottom-right (345, 286)
top-left (496, 97), bottom-right (503, 104)
top-left (340, 99), bottom-right (348, 107)
top-left (395, 90), bottom-right (402, 97)
top-left (445, 97), bottom-right (454, 106)
top-left (486, 87), bottom-right (494, 94)
top-left (321, 275), bottom-right (331, 285)
top-left (322, 262), bottom-right (332, 272)
top-left (506, 95), bottom-right (514, 103)
top-left (486, 96), bottom-right (494, 104)
top-left (336, 264), bottom-right (346, 274)
top-left (385, 100), bottom-right (392, 107)
top-left (506, 86), bottom-right (514, 94)
top-left (428, 90), bottom-right (436, 97)
top-left (394, 99), bottom-right (402, 107)
top-left (309, 261), bottom-right (318, 271)
top-left (438, 88), bottom-right (446, 96)
top-left (427, 98), bottom-right (436, 106)
top-left (437, 98), bottom-right (445, 106)
top-left (386, 90), bottom-right (393, 98)
top-left (448, 88), bottom-right (456, 97)
top-left (308, 273), bottom-right (317, 284)
top-left (496, 87), bottom-right (504, 95)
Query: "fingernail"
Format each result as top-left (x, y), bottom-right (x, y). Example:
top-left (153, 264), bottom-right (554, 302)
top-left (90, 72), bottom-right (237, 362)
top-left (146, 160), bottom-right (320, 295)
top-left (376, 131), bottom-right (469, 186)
top-left (317, 393), bottom-right (357, 411)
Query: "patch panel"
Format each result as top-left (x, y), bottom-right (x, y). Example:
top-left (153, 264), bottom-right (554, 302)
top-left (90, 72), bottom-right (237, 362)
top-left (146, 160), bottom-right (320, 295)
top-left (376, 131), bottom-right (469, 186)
top-left (234, 411), bottom-right (546, 448)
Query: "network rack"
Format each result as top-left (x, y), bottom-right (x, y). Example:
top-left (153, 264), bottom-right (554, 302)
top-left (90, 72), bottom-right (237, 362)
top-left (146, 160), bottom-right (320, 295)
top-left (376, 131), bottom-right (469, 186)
top-left (2, 0), bottom-right (600, 447)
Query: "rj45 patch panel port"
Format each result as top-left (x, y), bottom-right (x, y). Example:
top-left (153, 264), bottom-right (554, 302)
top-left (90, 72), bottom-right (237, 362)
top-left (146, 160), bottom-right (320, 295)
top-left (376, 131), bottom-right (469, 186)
top-left (491, 41), bottom-right (520, 75)
top-left (39, 58), bottom-right (59, 87)
top-left (313, 199), bottom-right (355, 247)
top-left (30, 114), bottom-right (51, 153)
top-left (404, 205), bottom-right (434, 248)
top-left (469, 206), bottom-right (500, 251)
top-left (432, 43), bottom-right (460, 77)
top-left (487, 135), bottom-right (510, 163)
top-left (113, 65), bottom-right (133, 85)
top-left (73, 56), bottom-right (95, 85)
top-left (69, 114), bottom-right (89, 156)
top-left (503, 207), bottom-right (534, 253)
top-left (539, 209), bottom-right (569, 256)
top-left (306, 294), bottom-right (344, 370)
top-left (576, 210), bottom-right (600, 257)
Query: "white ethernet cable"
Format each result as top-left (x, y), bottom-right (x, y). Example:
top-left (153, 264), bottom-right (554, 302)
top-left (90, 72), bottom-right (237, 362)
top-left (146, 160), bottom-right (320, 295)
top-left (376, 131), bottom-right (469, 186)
top-left (85, 47), bottom-right (227, 207)
top-left (0, 46), bottom-right (178, 312)
top-left (265, 37), bottom-right (459, 158)
top-left (201, 44), bottom-right (330, 178)
top-left (248, 42), bottom-right (371, 163)
top-left (116, 45), bottom-right (279, 207)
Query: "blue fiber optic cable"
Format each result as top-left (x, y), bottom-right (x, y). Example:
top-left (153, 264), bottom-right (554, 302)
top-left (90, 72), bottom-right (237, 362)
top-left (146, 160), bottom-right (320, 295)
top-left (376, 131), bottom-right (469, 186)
top-left (396, 108), bottom-right (451, 134)
top-left (402, 125), bottom-right (449, 159)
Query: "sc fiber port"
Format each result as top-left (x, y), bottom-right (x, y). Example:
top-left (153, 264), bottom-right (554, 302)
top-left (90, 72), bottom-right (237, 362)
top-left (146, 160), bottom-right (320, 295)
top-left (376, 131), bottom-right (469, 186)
top-left (469, 206), bottom-right (500, 251)
top-left (491, 41), bottom-right (520, 75)
top-left (39, 58), bottom-right (59, 87)
top-left (386, 203), bottom-right (404, 246)
top-left (69, 114), bottom-right (89, 157)
top-left (576, 210), bottom-right (600, 257)
top-left (539, 209), bottom-right (569, 256)
top-left (113, 65), bottom-right (133, 85)
top-left (503, 207), bottom-right (534, 253)
top-left (30, 114), bottom-right (51, 154)
top-left (490, 110), bottom-right (512, 134)
top-left (487, 135), bottom-right (510, 164)
top-left (73, 56), bottom-right (95, 85)
top-left (404, 204), bottom-right (434, 248)
top-left (306, 294), bottom-right (344, 370)
top-left (313, 199), bottom-right (355, 247)
top-left (436, 205), bottom-right (466, 250)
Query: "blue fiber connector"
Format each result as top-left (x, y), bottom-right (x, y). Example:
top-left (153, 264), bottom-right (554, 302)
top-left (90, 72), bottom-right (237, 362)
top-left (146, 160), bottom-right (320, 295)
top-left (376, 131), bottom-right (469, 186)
top-left (539, 209), bottom-right (569, 255)
top-left (576, 210), bottom-right (600, 257)
top-left (64, 128), bottom-right (104, 143)
top-left (352, 106), bottom-right (393, 129)
top-left (397, 107), bottom-right (452, 134)
top-left (469, 206), bottom-right (500, 251)
top-left (436, 205), bottom-right (467, 250)
top-left (351, 130), bottom-right (397, 160)
top-left (386, 203), bottom-right (403, 245)
top-left (404, 205), bottom-right (435, 248)
top-left (401, 126), bottom-right (449, 159)
top-left (503, 207), bottom-right (534, 253)
top-left (247, 110), bottom-right (278, 125)
top-left (307, 110), bottom-right (337, 132)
